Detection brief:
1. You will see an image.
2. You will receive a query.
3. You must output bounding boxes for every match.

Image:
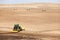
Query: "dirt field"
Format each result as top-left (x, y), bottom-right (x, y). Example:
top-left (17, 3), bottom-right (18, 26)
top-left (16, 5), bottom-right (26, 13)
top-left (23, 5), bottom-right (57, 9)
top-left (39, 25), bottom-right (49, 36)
top-left (0, 3), bottom-right (60, 40)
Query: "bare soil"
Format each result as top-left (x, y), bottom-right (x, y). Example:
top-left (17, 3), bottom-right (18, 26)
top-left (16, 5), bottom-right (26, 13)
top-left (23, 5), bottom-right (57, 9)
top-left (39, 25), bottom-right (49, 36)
top-left (0, 3), bottom-right (60, 40)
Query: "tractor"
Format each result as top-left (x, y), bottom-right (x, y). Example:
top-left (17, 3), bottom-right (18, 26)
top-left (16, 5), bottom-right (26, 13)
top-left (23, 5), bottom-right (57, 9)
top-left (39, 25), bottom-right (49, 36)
top-left (10, 24), bottom-right (25, 33)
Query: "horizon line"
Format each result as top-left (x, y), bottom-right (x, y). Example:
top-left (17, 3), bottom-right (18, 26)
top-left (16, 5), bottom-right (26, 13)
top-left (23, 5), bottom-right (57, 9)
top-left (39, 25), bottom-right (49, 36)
top-left (0, 2), bottom-right (60, 4)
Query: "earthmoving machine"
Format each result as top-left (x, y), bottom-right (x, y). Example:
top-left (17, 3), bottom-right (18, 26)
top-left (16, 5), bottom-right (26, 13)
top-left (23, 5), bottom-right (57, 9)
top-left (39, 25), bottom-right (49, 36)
top-left (10, 24), bottom-right (25, 32)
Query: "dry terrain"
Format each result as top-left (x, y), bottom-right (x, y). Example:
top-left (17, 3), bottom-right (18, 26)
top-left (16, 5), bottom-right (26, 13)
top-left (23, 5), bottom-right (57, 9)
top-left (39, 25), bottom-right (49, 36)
top-left (0, 3), bottom-right (60, 40)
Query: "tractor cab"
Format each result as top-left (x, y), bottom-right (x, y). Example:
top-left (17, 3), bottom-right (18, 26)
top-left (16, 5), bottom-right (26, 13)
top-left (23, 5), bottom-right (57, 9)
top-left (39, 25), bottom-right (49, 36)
top-left (13, 24), bottom-right (22, 32)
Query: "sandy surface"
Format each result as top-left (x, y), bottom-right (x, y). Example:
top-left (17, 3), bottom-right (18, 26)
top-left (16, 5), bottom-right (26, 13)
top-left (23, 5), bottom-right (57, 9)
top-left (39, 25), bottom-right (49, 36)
top-left (0, 3), bottom-right (60, 40)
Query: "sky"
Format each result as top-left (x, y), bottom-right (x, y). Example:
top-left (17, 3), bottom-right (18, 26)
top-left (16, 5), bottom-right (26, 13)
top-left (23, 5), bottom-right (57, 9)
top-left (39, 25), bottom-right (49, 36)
top-left (0, 0), bottom-right (60, 4)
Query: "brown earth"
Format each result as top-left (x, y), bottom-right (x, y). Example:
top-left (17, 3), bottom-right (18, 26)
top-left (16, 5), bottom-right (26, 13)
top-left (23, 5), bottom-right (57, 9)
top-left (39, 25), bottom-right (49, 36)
top-left (0, 3), bottom-right (60, 40)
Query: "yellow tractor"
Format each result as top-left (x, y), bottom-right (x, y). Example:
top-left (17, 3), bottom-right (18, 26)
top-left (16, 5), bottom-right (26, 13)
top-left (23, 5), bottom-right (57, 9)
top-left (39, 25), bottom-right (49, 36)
top-left (10, 24), bottom-right (25, 33)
